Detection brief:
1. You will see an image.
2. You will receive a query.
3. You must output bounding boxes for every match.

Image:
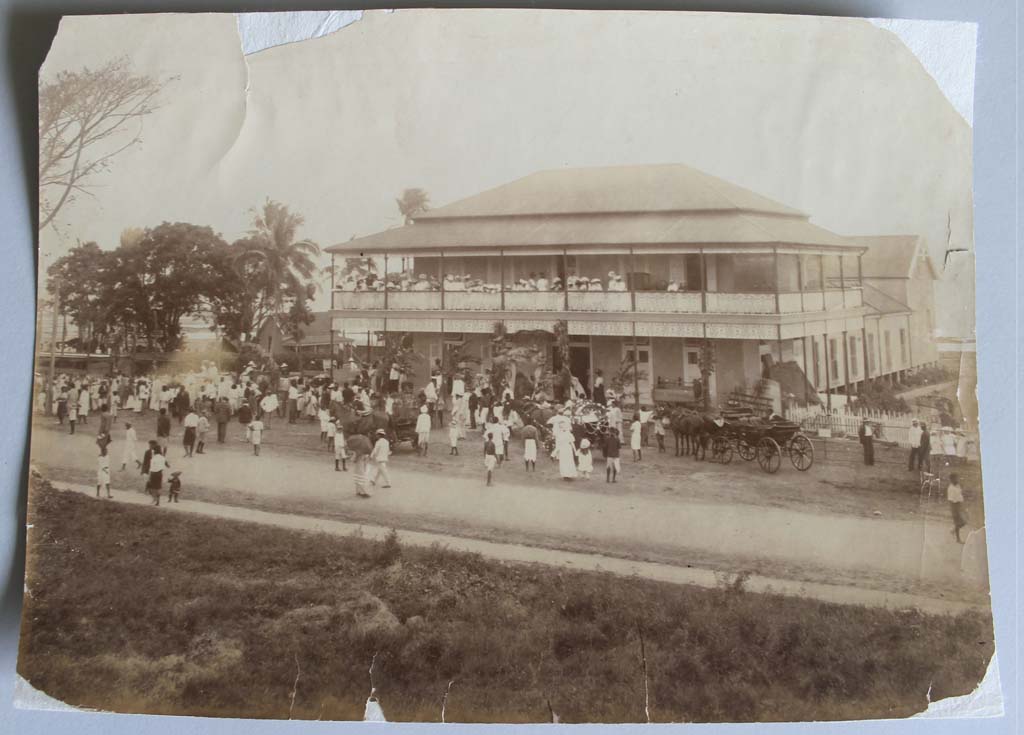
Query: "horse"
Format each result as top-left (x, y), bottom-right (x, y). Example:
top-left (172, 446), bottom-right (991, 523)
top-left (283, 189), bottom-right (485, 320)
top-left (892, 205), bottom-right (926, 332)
top-left (658, 405), bottom-right (720, 458)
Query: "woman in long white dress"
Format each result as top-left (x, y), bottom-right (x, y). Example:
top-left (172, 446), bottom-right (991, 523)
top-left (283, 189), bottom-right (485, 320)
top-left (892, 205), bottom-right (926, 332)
top-left (555, 424), bottom-right (577, 480)
top-left (630, 414), bottom-right (643, 461)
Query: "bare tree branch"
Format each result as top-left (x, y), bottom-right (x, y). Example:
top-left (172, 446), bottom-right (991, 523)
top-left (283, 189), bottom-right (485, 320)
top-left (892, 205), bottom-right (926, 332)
top-left (38, 57), bottom-right (175, 231)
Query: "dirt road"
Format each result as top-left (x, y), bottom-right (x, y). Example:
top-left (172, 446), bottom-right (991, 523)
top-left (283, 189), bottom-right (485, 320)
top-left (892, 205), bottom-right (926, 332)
top-left (30, 416), bottom-right (989, 606)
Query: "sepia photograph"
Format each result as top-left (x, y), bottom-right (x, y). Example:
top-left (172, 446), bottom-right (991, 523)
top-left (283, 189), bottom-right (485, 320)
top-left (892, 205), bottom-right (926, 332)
top-left (19, 8), bottom-right (993, 724)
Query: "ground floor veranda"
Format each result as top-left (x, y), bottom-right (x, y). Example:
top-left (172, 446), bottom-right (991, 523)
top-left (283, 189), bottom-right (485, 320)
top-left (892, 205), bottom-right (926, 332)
top-left (330, 313), bottom-right (892, 409)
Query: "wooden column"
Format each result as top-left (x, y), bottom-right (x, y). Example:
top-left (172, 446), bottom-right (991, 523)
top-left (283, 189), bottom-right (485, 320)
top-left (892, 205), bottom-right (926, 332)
top-left (700, 248), bottom-right (707, 313)
top-left (822, 333), bottom-right (832, 412)
top-left (439, 251), bottom-right (445, 309)
top-left (797, 253), bottom-right (804, 312)
top-left (842, 329), bottom-right (851, 397)
top-left (861, 326), bottom-right (870, 386)
top-left (773, 247), bottom-right (780, 313)
top-left (838, 254), bottom-right (846, 306)
top-left (802, 334), bottom-right (810, 405)
top-left (383, 254), bottom-right (389, 310)
top-left (563, 248), bottom-right (570, 311)
top-left (632, 321), bottom-right (640, 411)
top-left (629, 247), bottom-right (637, 312)
top-left (906, 314), bottom-right (914, 369)
top-left (820, 253), bottom-right (827, 304)
top-left (499, 249), bottom-right (506, 311)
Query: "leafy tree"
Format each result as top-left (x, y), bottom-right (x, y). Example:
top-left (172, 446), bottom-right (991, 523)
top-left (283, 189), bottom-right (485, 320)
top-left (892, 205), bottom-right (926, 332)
top-left (396, 188), bottom-right (430, 224)
top-left (39, 57), bottom-right (173, 231)
top-left (490, 322), bottom-right (547, 397)
top-left (113, 222), bottom-right (231, 351)
top-left (237, 199), bottom-right (320, 322)
top-left (46, 241), bottom-right (115, 361)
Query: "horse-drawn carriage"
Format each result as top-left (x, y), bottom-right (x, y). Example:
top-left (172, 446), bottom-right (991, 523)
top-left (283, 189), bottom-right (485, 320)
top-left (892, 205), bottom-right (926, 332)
top-left (511, 398), bottom-right (613, 455)
top-left (332, 391), bottom-right (421, 451)
top-left (659, 405), bottom-right (814, 474)
top-left (709, 410), bottom-right (814, 473)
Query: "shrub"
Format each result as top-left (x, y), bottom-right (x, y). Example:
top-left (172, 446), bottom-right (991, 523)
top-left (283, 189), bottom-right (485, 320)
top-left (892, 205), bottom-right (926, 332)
top-left (375, 529), bottom-right (402, 567)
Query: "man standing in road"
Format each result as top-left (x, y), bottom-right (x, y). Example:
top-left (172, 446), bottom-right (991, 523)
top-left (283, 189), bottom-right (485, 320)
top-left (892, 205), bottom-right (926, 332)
top-left (858, 418), bottom-right (875, 465)
top-left (604, 429), bottom-right (622, 483)
top-left (214, 397), bottom-right (231, 443)
top-left (182, 407), bottom-right (200, 457)
top-left (369, 429), bottom-right (392, 489)
top-left (907, 419), bottom-right (922, 471)
top-left (156, 408), bottom-right (172, 455)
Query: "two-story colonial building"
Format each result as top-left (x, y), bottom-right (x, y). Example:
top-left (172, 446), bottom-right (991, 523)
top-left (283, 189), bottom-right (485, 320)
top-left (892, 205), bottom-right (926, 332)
top-left (326, 164), bottom-right (933, 407)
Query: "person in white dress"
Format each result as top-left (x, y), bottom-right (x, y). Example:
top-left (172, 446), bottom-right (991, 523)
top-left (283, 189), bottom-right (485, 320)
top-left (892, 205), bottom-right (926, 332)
top-left (555, 424), bottom-right (577, 480)
top-left (121, 421), bottom-right (138, 471)
top-left (630, 414), bottom-right (643, 461)
top-left (577, 438), bottom-right (594, 479)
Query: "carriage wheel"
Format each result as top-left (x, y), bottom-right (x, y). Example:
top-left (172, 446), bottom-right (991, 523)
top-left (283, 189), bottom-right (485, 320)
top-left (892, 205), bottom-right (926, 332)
top-left (712, 436), bottom-right (733, 464)
top-left (756, 437), bottom-right (781, 474)
top-left (788, 434), bottom-right (814, 471)
top-left (736, 439), bottom-right (757, 461)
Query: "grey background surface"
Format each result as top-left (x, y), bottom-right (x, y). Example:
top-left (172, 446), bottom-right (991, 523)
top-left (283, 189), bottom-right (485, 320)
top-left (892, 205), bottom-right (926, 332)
top-left (0, 1), bottom-right (1017, 733)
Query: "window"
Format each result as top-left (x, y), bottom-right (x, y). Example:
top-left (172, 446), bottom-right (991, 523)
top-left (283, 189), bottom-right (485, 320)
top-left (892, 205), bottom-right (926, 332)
top-left (849, 336), bottom-right (858, 378)
top-left (811, 339), bottom-right (820, 386)
top-left (801, 255), bottom-right (823, 291)
top-left (884, 331), bottom-right (892, 371)
top-left (867, 333), bottom-right (876, 375)
top-left (823, 255), bottom-right (842, 290)
top-left (829, 338), bottom-right (839, 380)
top-left (899, 329), bottom-right (908, 364)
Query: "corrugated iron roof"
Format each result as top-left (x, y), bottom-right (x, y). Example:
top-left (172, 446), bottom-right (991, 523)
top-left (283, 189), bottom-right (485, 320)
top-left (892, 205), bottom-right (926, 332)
top-left (417, 164), bottom-right (806, 219)
top-left (327, 211), bottom-right (860, 254)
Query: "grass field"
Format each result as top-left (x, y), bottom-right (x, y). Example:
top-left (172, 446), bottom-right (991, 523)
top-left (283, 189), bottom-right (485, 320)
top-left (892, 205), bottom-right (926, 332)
top-left (18, 480), bottom-right (993, 723)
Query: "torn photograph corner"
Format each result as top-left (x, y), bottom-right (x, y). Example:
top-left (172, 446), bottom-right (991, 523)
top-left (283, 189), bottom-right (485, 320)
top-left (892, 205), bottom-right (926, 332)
top-left (21, 7), bottom-right (997, 724)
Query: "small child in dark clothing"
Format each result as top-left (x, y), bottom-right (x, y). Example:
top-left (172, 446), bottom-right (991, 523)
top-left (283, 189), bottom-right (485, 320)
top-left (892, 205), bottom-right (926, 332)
top-left (484, 433), bottom-right (497, 487)
top-left (168, 471), bottom-right (182, 503)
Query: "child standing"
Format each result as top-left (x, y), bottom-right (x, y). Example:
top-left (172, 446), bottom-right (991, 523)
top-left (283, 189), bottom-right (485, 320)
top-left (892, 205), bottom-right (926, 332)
top-left (630, 414), bottom-right (643, 461)
top-left (249, 416), bottom-right (265, 456)
top-left (577, 438), bottom-right (594, 479)
top-left (67, 401), bottom-right (78, 434)
top-left (415, 405), bottom-right (432, 456)
top-left (96, 440), bottom-right (112, 498)
top-left (326, 416), bottom-right (338, 451)
top-left (334, 423), bottom-right (348, 472)
top-left (121, 421), bottom-right (138, 470)
top-left (484, 432), bottom-right (497, 487)
top-left (604, 429), bottom-right (622, 483)
top-left (655, 416), bottom-right (667, 453)
top-left (168, 471), bottom-right (182, 503)
top-left (947, 473), bottom-right (967, 544)
top-left (522, 424), bottom-right (538, 471)
top-left (448, 419), bottom-right (460, 455)
top-left (196, 412), bottom-right (210, 455)
top-left (319, 407), bottom-right (331, 445)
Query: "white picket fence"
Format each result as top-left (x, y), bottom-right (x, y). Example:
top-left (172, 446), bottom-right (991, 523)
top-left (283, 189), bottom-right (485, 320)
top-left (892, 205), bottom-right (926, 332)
top-left (784, 405), bottom-right (933, 448)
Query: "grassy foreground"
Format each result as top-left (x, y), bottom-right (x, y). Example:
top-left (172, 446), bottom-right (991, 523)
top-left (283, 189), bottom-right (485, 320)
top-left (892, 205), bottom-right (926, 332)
top-left (18, 481), bottom-right (993, 723)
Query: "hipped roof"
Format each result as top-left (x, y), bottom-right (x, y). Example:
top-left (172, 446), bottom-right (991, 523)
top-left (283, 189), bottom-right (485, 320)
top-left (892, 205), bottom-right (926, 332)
top-left (327, 164), bottom-right (868, 256)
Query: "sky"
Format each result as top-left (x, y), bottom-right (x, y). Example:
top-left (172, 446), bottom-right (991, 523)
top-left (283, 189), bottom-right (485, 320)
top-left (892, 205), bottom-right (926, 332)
top-left (39, 9), bottom-right (976, 337)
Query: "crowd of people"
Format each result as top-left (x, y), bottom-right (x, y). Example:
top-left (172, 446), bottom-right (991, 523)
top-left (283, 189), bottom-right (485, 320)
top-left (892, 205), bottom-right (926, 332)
top-left (337, 269), bottom-right (696, 293)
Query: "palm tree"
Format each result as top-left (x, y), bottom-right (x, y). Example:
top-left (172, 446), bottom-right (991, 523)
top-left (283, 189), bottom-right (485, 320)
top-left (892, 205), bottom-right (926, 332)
top-left (396, 188), bottom-right (430, 225)
top-left (237, 199), bottom-right (321, 322)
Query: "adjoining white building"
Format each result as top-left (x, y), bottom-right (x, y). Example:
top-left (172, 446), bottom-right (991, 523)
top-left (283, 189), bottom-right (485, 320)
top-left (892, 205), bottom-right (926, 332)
top-left (326, 164), bottom-right (937, 407)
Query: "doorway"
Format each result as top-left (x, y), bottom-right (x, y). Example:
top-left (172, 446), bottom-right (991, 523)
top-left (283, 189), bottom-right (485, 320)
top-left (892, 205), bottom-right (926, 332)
top-left (622, 342), bottom-right (653, 406)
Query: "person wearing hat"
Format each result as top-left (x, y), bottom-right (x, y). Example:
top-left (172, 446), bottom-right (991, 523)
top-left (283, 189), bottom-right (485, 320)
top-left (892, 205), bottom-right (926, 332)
top-left (521, 422), bottom-right (539, 471)
top-left (589, 277), bottom-right (603, 292)
top-left (907, 419), bottom-right (923, 471)
top-left (415, 404), bottom-right (432, 456)
top-left (577, 437), bottom-right (594, 479)
top-left (369, 429), bottom-right (392, 489)
top-left (168, 471), bottom-right (183, 503)
top-left (857, 417), bottom-right (875, 466)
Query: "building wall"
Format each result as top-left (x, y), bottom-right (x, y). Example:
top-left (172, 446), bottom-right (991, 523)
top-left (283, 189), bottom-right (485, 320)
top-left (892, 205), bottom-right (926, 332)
top-left (714, 340), bottom-right (761, 397)
top-left (651, 337), bottom-right (684, 384)
top-left (907, 266), bottom-right (939, 367)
